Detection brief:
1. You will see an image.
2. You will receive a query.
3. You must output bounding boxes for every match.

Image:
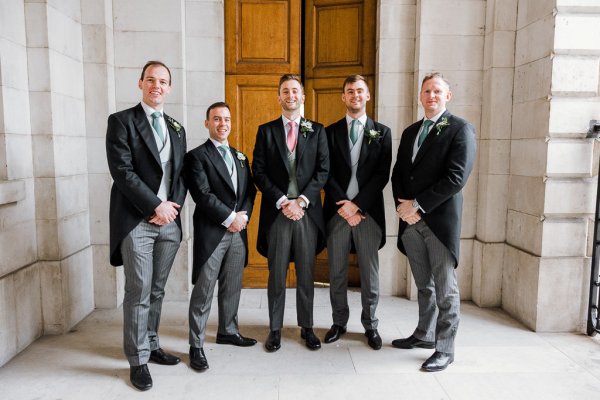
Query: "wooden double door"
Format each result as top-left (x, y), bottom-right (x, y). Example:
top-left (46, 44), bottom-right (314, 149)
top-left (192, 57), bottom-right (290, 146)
top-left (224, 0), bottom-right (376, 287)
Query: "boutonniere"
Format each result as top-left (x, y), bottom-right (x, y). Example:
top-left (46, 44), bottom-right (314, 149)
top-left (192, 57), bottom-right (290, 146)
top-left (366, 129), bottom-right (381, 144)
top-left (299, 120), bottom-right (314, 138)
top-left (236, 151), bottom-right (246, 168)
top-left (435, 117), bottom-right (450, 135)
top-left (166, 116), bottom-right (183, 138)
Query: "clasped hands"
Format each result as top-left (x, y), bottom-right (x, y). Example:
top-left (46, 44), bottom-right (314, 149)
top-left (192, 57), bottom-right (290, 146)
top-left (149, 201), bottom-right (181, 225)
top-left (396, 198), bottom-right (421, 225)
top-left (337, 200), bottom-right (365, 227)
top-left (281, 199), bottom-right (304, 221)
top-left (227, 211), bottom-right (247, 233)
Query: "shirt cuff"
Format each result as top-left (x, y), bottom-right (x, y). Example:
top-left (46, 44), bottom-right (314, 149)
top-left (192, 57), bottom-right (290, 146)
top-left (276, 195), bottom-right (288, 210)
top-left (299, 195), bottom-right (310, 207)
top-left (222, 211), bottom-right (236, 228)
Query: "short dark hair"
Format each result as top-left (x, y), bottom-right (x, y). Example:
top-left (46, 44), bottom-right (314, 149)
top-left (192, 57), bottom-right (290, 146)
top-left (278, 74), bottom-right (304, 93)
top-left (421, 72), bottom-right (450, 89)
top-left (140, 60), bottom-right (172, 85)
top-left (342, 75), bottom-right (369, 92)
top-left (206, 101), bottom-right (231, 120)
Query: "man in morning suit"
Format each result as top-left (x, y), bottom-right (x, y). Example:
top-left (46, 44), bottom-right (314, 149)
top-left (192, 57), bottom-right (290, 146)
top-left (106, 61), bottom-right (187, 390)
top-left (391, 72), bottom-right (476, 371)
top-left (322, 75), bottom-right (391, 350)
top-left (252, 74), bottom-right (329, 352)
top-left (184, 102), bottom-right (257, 371)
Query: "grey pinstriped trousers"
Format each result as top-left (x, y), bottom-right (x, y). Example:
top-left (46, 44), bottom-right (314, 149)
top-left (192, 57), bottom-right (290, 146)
top-left (188, 231), bottom-right (245, 348)
top-left (401, 220), bottom-right (460, 353)
top-left (120, 220), bottom-right (181, 366)
top-left (326, 214), bottom-right (382, 330)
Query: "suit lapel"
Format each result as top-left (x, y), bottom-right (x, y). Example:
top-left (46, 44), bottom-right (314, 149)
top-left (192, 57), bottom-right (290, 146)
top-left (272, 118), bottom-right (291, 174)
top-left (336, 118), bottom-right (352, 168)
top-left (164, 112), bottom-right (182, 172)
top-left (133, 103), bottom-right (161, 165)
top-left (357, 118), bottom-right (374, 169)
top-left (206, 140), bottom-right (235, 193)
top-left (231, 146), bottom-right (246, 200)
top-left (296, 118), bottom-right (309, 163)
top-left (413, 110), bottom-right (450, 167)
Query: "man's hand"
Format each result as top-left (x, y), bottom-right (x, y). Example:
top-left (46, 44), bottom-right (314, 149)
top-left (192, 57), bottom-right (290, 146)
top-left (396, 198), bottom-right (418, 220)
top-left (346, 213), bottom-right (366, 227)
top-left (228, 211), bottom-right (247, 232)
top-left (281, 199), bottom-right (304, 221)
top-left (336, 200), bottom-right (359, 220)
top-left (403, 212), bottom-right (421, 225)
top-left (149, 201), bottom-right (181, 225)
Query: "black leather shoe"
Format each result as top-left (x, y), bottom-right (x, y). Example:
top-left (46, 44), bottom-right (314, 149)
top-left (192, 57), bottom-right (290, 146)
top-left (189, 347), bottom-right (209, 371)
top-left (130, 364), bottom-right (152, 391)
top-left (324, 324), bottom-right (347, 344)
top-left (421, 351), bottom-right (454, 372)
top-left (365, 329), bottom-right (382, 350)
top-left (265, 330), bottom-right (281, 352)
top-left (216, 333), bottom-right (257, 347)
top-left (301, 328), bottom-right (321, 350)
top-left (149, 348), bottom-right (180, 365)
top-left (391, 335), bottom-right (435, 349)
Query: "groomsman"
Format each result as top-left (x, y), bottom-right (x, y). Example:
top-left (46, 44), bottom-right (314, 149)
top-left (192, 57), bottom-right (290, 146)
top-left (323, 75), bottom-right (391, 350)
top-left (184, 102), bottom-right (257, 371)
top-left (252, 74), bottom-right (329, 352)
top-left (391, 72), bottom-right (476, 371)
top-left (106, 61), bottom-right (186, 391)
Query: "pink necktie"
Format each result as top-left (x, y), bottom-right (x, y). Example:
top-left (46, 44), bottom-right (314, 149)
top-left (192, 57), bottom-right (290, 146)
top-left (287, 121), bottom-right (297, 152)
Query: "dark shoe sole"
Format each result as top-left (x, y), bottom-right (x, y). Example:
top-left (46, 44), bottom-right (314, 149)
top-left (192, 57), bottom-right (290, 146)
top-left (216, 338), bottom-right (257, 347)
top-left (131, 381), bottom-right (152, 391)
top-left (392, 341), bottom-right (435, 349)
top-left (265, 344), bottom-right (281, 352)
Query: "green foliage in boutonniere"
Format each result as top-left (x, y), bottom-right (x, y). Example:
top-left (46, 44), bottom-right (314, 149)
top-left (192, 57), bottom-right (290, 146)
top-left (366, 129), bottom-right (382, 144)
top-left (166, 116), bottom-right (183, 137)
top-left (435, 117), bottom-right (450, 135)
top-left (299, 120), bottom-right (314, 138)
top-left (236, 151), bottom-right (246, 168)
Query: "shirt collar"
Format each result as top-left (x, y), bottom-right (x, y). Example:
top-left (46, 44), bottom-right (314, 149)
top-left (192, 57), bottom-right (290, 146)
top-left (209, 137), bottom-right (229, 148)
top-left (140, 101), bottom-right (163, 117)
top-left (345, 114), bottom-right (367, 127)
top-left (424, 109), bottom-right (446, 124)
top-left (282, 115), bottom-right (302, 127)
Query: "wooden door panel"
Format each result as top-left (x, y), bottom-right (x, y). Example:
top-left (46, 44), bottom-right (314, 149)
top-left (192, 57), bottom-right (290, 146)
top-left (226, 0), bottom-right (301, 75)
top-left (305, 0), bottom-right (375, 79)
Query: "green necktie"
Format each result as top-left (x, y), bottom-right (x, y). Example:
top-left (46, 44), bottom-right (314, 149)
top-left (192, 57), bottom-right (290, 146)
top-left (218, 145), bottom-right (233, 175)
top-left (418, 119), bottom-right (434, 147)
top-left (350, 119), bottom-right (359, 145)
top-left (151, 111), bottom-right (165, 143)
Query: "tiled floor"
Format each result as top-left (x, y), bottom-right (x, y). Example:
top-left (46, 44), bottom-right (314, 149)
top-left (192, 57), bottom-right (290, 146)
top-left (2, 288), bottom-right (600, 399)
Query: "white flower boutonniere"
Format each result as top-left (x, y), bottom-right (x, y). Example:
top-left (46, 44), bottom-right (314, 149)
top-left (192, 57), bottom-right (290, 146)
top-left (366, 129), bottom-right (382, 144)
top-left (300, 120), bottom-right (314, 138)
top-left (236, 151), bottom-right (246, 168)
top-left (166, 116), bottom-right (183, 138)
top-left (435, 117), bottom-right (450, 135)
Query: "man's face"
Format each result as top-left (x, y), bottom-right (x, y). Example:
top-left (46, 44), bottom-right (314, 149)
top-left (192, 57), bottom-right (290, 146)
top-left (205, 107), bottom-right (231, 144)
top-left (138, 64), bottom-right (171, 109)
top-left (278, 79), bottom-right (305, 113)
top-left (419, 77), bottom-right (452, 117)
top-left (342, 80), bottom-right (370, 114)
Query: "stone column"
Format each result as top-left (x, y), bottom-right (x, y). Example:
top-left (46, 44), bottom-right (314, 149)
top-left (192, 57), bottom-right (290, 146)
top-left (25, 0), bottom-right (93, 334)
top-left (0, 0), bottom-right (40, 366)
top-left (81, 0), bottom-right (121, 308)
top-left (376, 0), bottom-right (417, 296)
top-left (472, 0), bottom-right (517, 307)
top-left (409, 0), bottom-right (486, 300)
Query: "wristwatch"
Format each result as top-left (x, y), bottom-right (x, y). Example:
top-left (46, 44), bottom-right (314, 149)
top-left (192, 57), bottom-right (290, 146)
top-left (297, 198), bottom-right (307, 209)
top-left (412, 199), bottom-right (420, 209)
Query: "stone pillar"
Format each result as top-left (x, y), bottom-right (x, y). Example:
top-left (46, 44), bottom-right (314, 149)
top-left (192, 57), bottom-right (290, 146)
top-left (0, 0), bottom-right (40, 366)
top-left (473, 0), bottom-right (517, 307)
top-left (25, 0), bottom-right (93, 334)
top-left (376, 0), bottom-right (417, 296)
top-left (409, 0), bottom-right (486, 300)
top-left (80, 0), bottom-right (121, 308)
